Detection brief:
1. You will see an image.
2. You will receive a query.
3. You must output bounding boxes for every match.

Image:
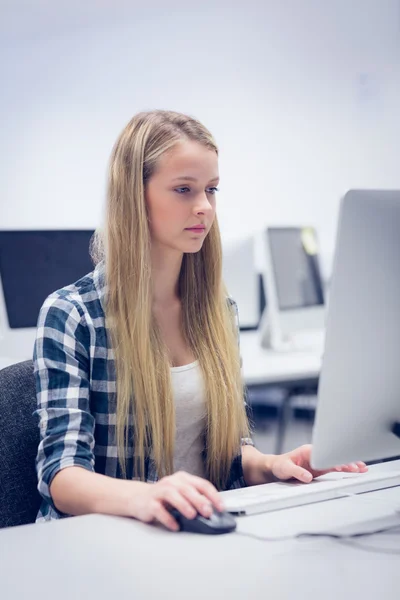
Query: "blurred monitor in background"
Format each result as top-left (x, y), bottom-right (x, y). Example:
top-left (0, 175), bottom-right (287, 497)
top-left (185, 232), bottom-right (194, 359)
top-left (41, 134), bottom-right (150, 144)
top-left (0, 230), bottom-right (95, 362)
top-left (222, 235), bottom-right (261, 331)
top-left (259, 227), bottom-right (326, 353)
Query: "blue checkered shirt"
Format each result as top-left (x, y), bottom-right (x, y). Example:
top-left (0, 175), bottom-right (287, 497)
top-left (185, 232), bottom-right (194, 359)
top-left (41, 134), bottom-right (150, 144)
top-left (33, 261), bottom-right (254, 521)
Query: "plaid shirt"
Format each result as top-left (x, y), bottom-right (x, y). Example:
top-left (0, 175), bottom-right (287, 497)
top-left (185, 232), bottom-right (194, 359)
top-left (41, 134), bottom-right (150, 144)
top-left (33, 261), bottom-right (254, 522)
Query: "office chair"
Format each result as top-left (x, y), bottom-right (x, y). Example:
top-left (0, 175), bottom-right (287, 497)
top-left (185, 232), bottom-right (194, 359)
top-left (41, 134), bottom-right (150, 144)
top-left (0, 360), bottom-right (41, 528)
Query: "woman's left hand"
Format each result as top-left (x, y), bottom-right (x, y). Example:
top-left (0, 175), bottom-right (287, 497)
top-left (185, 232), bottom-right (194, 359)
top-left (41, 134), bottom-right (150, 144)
top-left (271, 444), bottom-right (368, 483)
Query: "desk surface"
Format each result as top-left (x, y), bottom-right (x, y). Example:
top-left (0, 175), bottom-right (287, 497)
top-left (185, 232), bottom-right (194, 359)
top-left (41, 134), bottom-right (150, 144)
top-left (1, 460), bottom-right (399, 600)
top-left (0, 330), bottom-right (322, 387)
top-left (240, 330), bottom-right (321, 386)
top-left (0, 357), bottom-right (19, 371)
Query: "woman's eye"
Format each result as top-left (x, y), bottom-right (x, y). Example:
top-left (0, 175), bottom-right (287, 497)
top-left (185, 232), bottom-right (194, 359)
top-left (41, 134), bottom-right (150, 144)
top-left (206, 187), bottom-right (220, 195)
top-left (174, 186), bottom-right (219, 195)
top-left (175, 187), bottom-right (191, 194)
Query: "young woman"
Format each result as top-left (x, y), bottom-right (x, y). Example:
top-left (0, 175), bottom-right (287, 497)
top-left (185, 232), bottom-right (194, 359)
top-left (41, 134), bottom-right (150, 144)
top-left (34, 110), bottom-right (367, 530)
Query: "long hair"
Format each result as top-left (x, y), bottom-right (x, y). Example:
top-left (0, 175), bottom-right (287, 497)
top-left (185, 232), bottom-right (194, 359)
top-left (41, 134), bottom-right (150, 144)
top-left (94, 110), bottom-right (250, 489)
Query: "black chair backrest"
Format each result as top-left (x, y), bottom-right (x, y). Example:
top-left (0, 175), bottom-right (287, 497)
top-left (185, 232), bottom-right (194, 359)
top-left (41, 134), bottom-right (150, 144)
top-left (0, 360), bottom-right (41, 528)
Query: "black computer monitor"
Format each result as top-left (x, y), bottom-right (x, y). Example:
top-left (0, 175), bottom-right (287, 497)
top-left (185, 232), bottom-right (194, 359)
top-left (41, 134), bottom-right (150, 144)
top-left (0, 230), bottom-right (95, 329)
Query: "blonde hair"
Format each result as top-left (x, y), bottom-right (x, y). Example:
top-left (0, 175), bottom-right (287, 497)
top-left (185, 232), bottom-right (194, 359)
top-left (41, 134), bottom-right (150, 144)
top-left (96, 110), bottom-right (250, 489)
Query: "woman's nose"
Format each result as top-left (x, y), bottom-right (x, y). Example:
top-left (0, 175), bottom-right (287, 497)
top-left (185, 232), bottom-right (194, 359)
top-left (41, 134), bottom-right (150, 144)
top-left (194, 193), bottom-right (214, 215)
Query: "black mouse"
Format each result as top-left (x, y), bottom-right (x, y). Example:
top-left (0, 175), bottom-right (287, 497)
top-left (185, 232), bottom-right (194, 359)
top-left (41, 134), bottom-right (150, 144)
top-left (170, 507), bottom-right (237, 535)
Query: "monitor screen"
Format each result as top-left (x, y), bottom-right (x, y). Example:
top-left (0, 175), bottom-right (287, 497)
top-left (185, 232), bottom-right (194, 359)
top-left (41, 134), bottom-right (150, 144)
top-left (267, 227), bottom-right (324, 311)
top-left (0, 230), bottom-right (95, 329)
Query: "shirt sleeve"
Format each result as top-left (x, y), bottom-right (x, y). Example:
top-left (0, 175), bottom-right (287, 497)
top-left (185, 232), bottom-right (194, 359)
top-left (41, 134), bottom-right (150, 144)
top-left (227, 296), bottom-right (255, 448)
top-left (33, 294), bottom-right (95, 511)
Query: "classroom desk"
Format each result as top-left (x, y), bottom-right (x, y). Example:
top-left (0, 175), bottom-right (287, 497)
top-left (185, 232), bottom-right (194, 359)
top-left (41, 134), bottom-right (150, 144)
top-left (1, 460), bottom-right (399, 600)
top-left (240, 330), bottom-right (321, 387)
top-left (0, 356), bottom-right (18, 370)
top-left (1, 330), bottom-right (321, 386)
top-left (240, 330), bottom-right (321, 453)
top-left (0, 332), bottom-right (321, 455)
top-left (1, 331), bottom-right (322, 386)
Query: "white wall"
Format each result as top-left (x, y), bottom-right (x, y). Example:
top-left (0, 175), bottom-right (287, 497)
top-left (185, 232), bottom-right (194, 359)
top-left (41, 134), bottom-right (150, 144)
top-left (1, 0), bottom-right (399, 274)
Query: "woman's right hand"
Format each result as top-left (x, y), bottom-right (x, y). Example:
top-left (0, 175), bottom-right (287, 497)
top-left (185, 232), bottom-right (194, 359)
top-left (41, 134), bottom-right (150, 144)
top-left (130, 471), bottom-right (225, 531)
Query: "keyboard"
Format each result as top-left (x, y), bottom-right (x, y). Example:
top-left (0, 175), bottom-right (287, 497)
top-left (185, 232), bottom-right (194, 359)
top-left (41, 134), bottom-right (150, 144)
top-left (220, 469), bottom-right (400, 516)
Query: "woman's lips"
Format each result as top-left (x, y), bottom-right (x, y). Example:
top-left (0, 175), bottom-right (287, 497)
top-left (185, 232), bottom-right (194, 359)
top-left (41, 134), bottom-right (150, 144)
top-left (185, 227), bottom-right (206, 232)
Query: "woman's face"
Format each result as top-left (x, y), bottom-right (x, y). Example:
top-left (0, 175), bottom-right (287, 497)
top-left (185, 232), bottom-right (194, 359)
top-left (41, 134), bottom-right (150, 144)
top-left (145, 140), bottom-right (219, 255)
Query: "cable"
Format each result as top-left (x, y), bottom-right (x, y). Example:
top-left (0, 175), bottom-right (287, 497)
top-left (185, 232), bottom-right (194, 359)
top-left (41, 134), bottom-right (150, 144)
top-left (235, 522), bottom-right (400, 542)
top-left (235, 523), bottom-right (400, 555)
top-left (233, 489), bottom-right (400, 554)
top-left (336, 537), bottom-right (400, 556)
top-left (337, 490), bottom-right (400, 512)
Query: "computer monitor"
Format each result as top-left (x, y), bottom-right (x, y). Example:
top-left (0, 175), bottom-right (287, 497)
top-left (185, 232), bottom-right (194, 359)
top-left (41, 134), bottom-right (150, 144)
top-left (311, 190), bottom-right (400, 469)
top-left (259, 227), bottom-right (326, 350)
top-left (222, 236), bottom-right (260, 330)
top-left (0, 230), bottom-right (95, 362)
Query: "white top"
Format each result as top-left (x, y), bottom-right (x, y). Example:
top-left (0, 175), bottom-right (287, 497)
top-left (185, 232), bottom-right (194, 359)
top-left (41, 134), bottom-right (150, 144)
top-left (170, 360), bottom-right (206, 478)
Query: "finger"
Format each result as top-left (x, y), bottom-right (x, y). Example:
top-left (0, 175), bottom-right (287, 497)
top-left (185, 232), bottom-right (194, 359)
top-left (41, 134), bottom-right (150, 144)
top-left (356, 461), bottom-right (368, 471)
top-left (179, 486), bottom-right (217, 518)
top-left (341, 463), bottom-right (362, 472)
top-left (183, 474), bottom-right (225, 511)
top-left (280, 462), bottom-right (313, 483)
top-left (162, 489), bottom-right (197, 520)
top-left (153, 502), bottom-right (180, 532)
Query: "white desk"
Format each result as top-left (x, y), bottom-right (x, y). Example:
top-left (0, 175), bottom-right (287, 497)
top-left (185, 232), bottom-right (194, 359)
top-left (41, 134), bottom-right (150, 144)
top-left (240, 330), bottom-right (321, 387)
top-left (0, 332), bottom-right (321, 455)
top-left (1, 461), bottom-right (399, 600)
top-left (240, 330), bottom-right (322, 453)
top-left (0, 356), bottom-right (20, 371)
top-left (1, 331), bottom-right (322, 387)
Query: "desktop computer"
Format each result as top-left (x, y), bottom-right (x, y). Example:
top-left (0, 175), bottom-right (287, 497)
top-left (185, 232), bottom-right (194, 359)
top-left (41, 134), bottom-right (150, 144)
top-left (221, 190), bottom-right (400, 515)
top-left (311, 190), bottom-right (400, 469)
top-left (0, 230), bottom-right (95, 363)
top-left (259, 226), bottom-right (326, 354)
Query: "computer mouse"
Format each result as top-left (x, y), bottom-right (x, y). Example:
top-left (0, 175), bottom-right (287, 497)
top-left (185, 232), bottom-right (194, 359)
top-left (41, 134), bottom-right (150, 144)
top-left (170, 507), bottom-right (237, 535)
